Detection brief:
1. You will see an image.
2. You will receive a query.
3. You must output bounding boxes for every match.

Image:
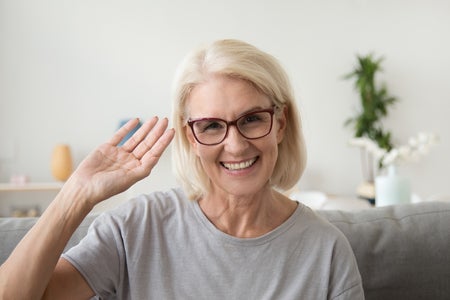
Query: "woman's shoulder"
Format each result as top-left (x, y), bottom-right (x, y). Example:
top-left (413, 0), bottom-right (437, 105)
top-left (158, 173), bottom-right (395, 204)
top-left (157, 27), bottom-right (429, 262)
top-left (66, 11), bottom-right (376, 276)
top-left (97, 187), bottom-right (190, 224)
top-left (294, 203), bottom-right (350, 242)
top-left (134, 187), bottom-right (189, 210)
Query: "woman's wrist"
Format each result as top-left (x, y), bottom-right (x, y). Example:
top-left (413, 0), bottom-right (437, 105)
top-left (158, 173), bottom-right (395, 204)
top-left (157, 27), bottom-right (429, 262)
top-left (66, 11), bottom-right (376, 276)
top-left (53, 178), bottom-right (96, 220)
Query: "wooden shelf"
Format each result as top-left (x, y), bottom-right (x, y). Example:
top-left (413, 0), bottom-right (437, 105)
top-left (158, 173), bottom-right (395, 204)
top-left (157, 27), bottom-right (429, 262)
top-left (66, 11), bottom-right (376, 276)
top-left (0, 182), bottom-right (63, 192)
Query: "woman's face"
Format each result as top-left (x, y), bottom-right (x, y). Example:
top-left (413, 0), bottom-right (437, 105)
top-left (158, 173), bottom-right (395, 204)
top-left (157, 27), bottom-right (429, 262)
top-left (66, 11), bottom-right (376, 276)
top-left (185, 75), bottom-right (286, 198)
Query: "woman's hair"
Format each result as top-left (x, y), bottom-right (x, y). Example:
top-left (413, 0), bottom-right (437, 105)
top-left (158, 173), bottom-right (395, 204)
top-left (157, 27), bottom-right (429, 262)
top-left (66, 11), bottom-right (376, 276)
top-left (171, 39), bottom-right (307, 200)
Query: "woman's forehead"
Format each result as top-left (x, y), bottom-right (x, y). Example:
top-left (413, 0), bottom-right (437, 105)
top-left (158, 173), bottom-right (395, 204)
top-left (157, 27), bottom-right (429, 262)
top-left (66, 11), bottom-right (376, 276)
top-left (184, 77), bottom-right (271, 119)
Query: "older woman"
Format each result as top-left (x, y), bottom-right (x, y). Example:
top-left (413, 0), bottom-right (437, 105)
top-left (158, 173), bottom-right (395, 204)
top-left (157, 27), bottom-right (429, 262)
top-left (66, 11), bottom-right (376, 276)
top-left (0, 40), bottom-right (364, 299)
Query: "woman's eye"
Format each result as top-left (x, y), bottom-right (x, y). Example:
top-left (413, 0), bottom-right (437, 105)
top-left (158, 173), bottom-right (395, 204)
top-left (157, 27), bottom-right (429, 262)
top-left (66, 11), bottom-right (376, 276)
top-left (200, 121), bottom-right (224, 132)
top-left (243, 113), bottom-right (263, 124)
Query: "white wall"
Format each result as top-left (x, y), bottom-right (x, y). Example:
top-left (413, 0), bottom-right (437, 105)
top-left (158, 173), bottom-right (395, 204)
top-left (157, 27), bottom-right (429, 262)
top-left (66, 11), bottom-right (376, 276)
top-left (1, 0), bottom-right (449, 209)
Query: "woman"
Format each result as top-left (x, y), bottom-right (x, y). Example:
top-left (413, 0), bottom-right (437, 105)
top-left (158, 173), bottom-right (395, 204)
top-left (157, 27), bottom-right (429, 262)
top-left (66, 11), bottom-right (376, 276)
top-left (0, 39), bottom-right (364, 299)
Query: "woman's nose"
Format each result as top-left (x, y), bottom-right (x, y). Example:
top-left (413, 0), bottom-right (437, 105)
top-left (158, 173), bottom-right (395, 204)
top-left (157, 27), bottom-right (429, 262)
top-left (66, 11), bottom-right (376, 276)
top-left (223, 125), bottom-right (249, 153)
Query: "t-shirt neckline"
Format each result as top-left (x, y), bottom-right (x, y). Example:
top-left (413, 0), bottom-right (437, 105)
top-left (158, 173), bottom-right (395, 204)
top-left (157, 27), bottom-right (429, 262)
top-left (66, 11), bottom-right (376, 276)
top-left (190, 198), bottom-right (304, 246)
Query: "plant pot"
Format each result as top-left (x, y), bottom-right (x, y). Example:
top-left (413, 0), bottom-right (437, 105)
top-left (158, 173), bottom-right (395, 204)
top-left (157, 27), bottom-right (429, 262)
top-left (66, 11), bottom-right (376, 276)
top-left (357, 148), bottom-right (376, 204)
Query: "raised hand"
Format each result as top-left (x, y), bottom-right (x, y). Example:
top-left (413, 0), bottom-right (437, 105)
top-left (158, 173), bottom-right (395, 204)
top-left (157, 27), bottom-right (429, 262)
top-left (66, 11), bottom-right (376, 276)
top-left (0, 117), bottom-right (175, 299)
top-left (67, 117), bottom-right (175, 207)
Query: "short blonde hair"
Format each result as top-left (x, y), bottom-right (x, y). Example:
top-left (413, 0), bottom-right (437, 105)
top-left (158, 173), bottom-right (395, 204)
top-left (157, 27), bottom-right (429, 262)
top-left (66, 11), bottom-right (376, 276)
top-left (171, 39), bottom-right (307, 200)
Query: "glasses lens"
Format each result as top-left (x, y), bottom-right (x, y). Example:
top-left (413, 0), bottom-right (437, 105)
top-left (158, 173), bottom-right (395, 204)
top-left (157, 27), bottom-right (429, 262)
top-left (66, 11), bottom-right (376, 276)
top-left (192, 119), bottom-right (227, 145)
top-left (237, 111), bottom-right (273, 139)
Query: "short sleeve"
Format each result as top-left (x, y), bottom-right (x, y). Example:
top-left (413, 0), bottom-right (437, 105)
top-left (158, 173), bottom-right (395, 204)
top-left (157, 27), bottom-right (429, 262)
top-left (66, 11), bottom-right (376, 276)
top-left (62, 213), bottom-right (125, 298)
top-left (329, 231), bottom-right (365, 300)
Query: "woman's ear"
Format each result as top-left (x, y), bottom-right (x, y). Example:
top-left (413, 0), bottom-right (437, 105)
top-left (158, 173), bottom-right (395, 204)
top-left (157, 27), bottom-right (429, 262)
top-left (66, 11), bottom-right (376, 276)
top-left (276, 106), bottom-right (288, 144)
top-left (185, 125), bottom-right (200, 154)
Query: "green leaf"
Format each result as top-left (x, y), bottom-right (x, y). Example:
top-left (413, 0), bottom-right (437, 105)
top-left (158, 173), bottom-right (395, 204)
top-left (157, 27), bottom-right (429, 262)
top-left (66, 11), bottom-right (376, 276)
top-left (343, 53), bottom-right (398, 149)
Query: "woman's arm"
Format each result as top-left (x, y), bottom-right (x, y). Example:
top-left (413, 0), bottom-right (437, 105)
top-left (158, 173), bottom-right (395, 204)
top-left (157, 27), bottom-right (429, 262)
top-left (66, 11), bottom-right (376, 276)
top-left (0, 117), bottom-right (175, 299)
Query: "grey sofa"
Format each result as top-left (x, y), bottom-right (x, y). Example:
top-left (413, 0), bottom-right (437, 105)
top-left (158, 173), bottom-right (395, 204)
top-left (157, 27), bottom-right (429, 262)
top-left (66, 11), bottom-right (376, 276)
top-left (1, 201), bottom-right (449, 299)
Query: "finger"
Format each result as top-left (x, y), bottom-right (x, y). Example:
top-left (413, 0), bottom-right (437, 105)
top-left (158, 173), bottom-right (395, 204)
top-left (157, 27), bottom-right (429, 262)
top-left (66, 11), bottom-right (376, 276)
top-left (121, 117), bottom-right (159, 152)
top-left (109, 118), bottom-right (141, 146)
top-left (132, 118), bottom-right (170, 159)
top-left (138, 128), bottom-right (175, 174)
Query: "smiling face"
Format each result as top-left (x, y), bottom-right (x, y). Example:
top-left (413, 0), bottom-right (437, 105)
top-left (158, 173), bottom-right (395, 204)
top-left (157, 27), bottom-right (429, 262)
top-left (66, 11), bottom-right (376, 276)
top-left (185, 75), bottom-right (286, 198)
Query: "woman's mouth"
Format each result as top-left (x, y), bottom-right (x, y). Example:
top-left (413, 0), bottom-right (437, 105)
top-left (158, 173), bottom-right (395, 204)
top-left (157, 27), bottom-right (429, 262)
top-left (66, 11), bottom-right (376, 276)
top-left (221, 157), bottom-right (258, 171)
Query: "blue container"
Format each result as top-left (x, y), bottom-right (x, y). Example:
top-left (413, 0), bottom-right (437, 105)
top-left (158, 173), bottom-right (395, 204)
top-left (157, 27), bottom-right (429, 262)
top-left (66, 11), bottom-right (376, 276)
top-left (118, 119), bottom-right (142, 146)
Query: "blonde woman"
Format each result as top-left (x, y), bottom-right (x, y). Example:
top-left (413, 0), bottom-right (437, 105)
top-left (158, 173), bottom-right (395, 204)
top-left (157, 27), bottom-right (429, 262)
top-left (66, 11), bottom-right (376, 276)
top-left (0, 39), bottom-right (363, 299)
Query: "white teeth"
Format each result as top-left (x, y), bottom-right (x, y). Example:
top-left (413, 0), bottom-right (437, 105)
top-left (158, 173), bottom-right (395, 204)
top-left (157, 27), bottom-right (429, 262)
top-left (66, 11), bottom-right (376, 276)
top-left (223, 158), bottom-right (257, 170)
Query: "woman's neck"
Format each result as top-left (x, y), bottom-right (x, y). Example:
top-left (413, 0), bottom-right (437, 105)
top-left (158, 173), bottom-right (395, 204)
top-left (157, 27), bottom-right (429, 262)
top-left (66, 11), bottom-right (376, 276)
top-left (198, 187), bottom-right (298, 238)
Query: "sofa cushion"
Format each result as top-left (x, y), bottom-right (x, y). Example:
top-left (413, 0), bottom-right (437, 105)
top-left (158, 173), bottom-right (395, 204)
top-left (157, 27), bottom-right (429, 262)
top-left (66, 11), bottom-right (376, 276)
top-left (0, 214), bottom-right (97, 264)
top-left (319, 201), bottom-right (450, 300)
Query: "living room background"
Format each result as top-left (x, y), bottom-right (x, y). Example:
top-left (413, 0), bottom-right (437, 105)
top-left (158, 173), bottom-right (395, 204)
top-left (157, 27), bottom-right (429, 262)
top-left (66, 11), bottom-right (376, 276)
top-left (1, 0), bottom-right (449, 206)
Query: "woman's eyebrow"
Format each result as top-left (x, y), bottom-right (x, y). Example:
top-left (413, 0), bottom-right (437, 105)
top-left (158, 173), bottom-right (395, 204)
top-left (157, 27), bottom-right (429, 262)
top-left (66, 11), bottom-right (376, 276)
top-left (188, 103), bottom-right (271, 120)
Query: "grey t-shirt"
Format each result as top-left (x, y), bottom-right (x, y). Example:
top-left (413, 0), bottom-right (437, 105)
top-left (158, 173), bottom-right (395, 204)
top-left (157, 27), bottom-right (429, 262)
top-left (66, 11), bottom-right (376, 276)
top-left (63, 188), bottom-right (364, 299)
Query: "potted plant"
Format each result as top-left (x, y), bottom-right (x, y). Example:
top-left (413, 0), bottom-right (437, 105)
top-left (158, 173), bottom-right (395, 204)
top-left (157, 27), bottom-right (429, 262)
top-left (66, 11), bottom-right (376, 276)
top-left (344, 53), bottom-right (398, 202)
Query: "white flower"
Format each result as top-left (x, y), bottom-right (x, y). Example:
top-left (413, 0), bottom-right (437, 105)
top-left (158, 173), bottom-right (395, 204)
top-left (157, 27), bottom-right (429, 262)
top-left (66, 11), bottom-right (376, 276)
top-left (349, 137), bottom-right (371, 148)
top-left (349, 132), bottom-right (439, 168)
top-left (382, 149), bottom-right (398, 166)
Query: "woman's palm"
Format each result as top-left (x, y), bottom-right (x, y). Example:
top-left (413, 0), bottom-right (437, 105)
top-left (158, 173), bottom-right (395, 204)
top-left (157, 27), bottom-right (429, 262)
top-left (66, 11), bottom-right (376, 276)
top-left (68, 118), bottom-right (174, 205)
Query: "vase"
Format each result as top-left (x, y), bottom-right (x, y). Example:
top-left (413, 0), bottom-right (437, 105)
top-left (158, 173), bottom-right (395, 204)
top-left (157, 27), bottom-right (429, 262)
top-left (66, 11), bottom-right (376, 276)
top-left (356, 148), bottom-right (376, 204)
top-left (375, 165), bottom-right (411, 207)
top-left (51, 144), bottom-right (73, 181)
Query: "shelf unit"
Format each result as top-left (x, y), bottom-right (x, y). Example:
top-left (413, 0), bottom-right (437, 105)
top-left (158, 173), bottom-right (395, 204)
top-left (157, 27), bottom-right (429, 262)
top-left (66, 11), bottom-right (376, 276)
top-left (0, 182), bottom-right (63, 217)
top-left (0, 182), bottom-right (63, 192)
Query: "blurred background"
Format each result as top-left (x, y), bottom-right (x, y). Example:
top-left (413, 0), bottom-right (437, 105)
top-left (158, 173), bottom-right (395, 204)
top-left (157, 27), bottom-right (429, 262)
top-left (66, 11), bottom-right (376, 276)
top-left (1, 0), bottom-right (449, 214)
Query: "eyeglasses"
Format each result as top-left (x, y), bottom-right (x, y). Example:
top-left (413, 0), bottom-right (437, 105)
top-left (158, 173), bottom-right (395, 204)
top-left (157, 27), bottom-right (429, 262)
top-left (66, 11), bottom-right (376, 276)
top-left (187, 106), bottom-right (277, 146)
